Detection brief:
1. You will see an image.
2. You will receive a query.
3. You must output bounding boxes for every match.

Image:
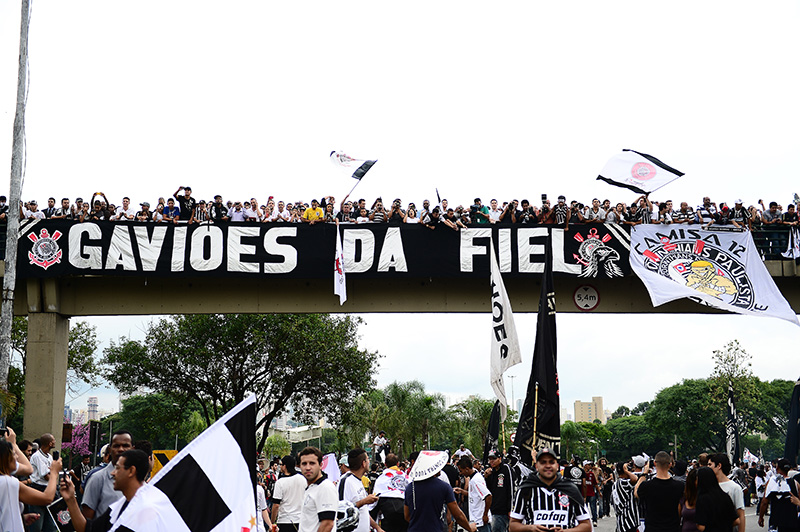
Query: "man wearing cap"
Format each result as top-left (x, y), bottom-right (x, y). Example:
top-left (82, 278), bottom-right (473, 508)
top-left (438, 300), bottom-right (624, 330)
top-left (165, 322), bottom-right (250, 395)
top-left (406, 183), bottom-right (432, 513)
top-left (298, 446), bottom-right (338, 532)
top-left (272, 455), bottom-right (308, 532)
top-left (135, 202), bottom-right (153, 221)
top-left (581, 461), bottom-right (599, 526)
top-left (404, 451), bottom-right (476, 532)
top-left (23, 200), bottom-right (45, 220)
top-left (730, 199), bottom-right (752, 230)
top-left (173, 186), bottom-right (196, 223)
top-left (510, 448), bottom-right (591, 532)
top-left (455, 456), bottom-right (492, 532)
top-left (484, 451), bottom-right (513, 532)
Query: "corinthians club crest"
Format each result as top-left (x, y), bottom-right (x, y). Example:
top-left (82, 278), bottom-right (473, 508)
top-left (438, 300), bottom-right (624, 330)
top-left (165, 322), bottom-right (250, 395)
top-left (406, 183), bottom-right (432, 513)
top-left (638, 232), bottom-right (760, 312)
top-left (573, 228), bottom-right (623, 278)
top-left (27, 228), bottom-right (63, 270)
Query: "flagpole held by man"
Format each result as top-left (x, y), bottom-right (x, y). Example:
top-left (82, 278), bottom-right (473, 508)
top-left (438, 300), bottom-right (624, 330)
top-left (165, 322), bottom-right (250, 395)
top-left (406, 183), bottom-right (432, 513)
top-left (514, 234), bottom-right (560, 466)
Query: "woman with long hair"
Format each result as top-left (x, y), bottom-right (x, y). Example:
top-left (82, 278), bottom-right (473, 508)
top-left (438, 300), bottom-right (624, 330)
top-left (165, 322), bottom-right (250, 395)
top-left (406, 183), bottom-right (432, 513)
top-left (0, 428), bottom-right (62, 532)
top-left (679, 468), bottom-right (699, 532)
top-left (695, 466), bottom-right (739, 532)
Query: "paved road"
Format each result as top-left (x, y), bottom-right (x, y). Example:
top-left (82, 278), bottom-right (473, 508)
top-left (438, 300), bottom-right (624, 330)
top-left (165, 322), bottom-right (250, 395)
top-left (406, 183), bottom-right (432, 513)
top-left (593, 504), bottom-right (761, 532)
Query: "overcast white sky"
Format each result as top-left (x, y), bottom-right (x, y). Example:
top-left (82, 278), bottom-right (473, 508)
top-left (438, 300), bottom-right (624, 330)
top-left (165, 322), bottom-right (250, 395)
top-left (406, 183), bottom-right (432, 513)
top-left (1, 1), bottom-right (799, 416)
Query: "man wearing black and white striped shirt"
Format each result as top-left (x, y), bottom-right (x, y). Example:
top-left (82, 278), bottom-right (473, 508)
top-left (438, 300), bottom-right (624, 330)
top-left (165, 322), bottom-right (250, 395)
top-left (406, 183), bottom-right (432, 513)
top-left (509, 448), bottom-right (591, 532)
top-left (611, 462), bottom-right (640, 532)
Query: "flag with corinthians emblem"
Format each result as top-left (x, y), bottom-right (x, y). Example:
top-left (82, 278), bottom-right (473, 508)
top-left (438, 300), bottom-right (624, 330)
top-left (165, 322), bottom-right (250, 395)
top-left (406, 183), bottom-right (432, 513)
top-left (630, 225), bottom-right (799, 325)
top-left (109, 395), bottom-right (257, 532)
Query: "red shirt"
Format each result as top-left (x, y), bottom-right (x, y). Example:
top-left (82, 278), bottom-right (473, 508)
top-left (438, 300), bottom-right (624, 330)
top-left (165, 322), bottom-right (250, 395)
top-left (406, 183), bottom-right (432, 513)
top-left (583, 470), bottom-right (597, 497)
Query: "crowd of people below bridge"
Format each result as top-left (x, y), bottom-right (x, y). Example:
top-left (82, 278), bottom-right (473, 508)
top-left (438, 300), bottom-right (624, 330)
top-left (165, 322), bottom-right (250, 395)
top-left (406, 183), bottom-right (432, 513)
top-left (2, 425), bottom-right (799, 532)
top-left (2, 188), bottom-right (800, 232)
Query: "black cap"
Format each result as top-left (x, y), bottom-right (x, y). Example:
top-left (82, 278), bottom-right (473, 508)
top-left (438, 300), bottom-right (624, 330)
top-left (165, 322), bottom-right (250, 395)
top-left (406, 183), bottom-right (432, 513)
top-left (536, 448), bottom-right (557, 461)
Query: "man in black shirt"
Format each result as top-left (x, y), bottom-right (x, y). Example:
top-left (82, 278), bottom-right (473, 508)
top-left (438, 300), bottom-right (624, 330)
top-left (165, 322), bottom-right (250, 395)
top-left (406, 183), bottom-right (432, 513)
top-left (484, 451), bottom-right (512, 532)
top-left (173, 186), bottom-right (197, 222)
top-left (209, 194), bottom-right (229, 222)
top-left (634, 451), bottom-right (684, 532)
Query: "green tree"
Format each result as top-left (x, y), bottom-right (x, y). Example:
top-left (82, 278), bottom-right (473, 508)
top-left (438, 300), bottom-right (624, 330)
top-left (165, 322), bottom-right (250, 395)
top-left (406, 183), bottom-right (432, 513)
top-left (103, 314), bottom-right (379, 453)
top-left (263, 433), bottom-right (292, 460)
top-left (604, 415), bottom-right (666, 461)
top-left (560, 421), bottom-right (587, 459)
top-left (611, 405), bottom-right (630, 419)
top-left (645, 379), bottom-right (718, 455)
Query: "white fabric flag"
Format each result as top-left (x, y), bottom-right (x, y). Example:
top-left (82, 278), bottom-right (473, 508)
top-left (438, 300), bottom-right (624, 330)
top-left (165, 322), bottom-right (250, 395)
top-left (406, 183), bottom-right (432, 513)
top-left (630, 225), bottom-right (799, 325)
top-left (489, 243), bottom-right (523, 422)
top-left (321, 453), bottom-right (341, 484)
top-left (372, 467), bottom-right (408, 500)
top-left (597, 149), bottom-right (684, 194)
top-left (334, 227), bottom-right (347, 305)
top-left (109, 395), bottom-right (258, 532)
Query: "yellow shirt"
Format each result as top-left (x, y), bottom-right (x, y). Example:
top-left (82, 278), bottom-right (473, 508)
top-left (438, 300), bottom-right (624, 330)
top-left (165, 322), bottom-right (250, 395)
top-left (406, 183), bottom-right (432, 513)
top-left (303, 207), bottom-right (324, 222)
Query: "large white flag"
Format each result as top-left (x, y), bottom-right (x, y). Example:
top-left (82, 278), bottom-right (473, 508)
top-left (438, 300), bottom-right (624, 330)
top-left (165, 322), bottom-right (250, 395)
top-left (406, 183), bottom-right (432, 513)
top-left (109, 395), bottom-right (257, 532)
top-left (489, 243), bottom-right (523, 422)
top-left (334, 227), bottom-right (347, 305)
top-left (597, 149), bottom-right (684, 194)
top-left (630, 225), bottom-right (799, 325)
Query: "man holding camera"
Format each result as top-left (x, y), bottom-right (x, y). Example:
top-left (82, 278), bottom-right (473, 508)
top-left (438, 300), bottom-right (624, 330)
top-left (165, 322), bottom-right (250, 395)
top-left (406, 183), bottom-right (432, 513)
top-left (388, 199), bottom-right (405, 224)
top-left (512, 200), bottom-right (538, 225)
top-left (471, 198), bottom-right (490, 225)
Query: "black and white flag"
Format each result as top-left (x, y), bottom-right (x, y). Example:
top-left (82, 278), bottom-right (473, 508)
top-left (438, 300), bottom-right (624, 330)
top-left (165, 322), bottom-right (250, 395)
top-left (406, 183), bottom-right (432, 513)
top-left (597, 149), bottom-right (684, 194)
top-left (782, 227), bottom-right (800, 264)
top-left (784, 377), bottom-right (800, 465)
top-left (630, 225), bottom-right (799, 325)
top-left (109, 395), bottom-right (257, 532)
top-left (514, 235), bottom-right (561, 466)
top-left (329, 150), bottom-right (378, 180)
top-left (489, 242), bottom-right (522, 422)
top-left (726, 380), bottom-right (740, 465)
top-left (482, 400), bottom-right (501, 467)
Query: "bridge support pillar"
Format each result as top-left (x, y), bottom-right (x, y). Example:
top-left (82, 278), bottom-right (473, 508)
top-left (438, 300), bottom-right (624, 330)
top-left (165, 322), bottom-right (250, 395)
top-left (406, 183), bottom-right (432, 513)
top-left (23, 312), bottom-right (69, 447)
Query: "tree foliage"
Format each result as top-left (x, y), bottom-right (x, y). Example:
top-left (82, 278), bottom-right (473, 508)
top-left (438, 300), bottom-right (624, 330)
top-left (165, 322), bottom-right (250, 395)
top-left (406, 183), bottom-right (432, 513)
top-left (102, 314), bottom-right (379, 453)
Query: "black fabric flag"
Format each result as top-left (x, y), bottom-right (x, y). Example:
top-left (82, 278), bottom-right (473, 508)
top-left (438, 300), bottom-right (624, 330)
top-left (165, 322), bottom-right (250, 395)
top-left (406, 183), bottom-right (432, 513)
top-left (352, 160), bottom-right (377, 180)
top-left (784, 377), bottom-right (800, 465)
top-left (725, 379), bottom-right (740, 465)
top-left (482, 400), bottom-right (501, 466)
top-left (514, 235), bottom-right (561, 466)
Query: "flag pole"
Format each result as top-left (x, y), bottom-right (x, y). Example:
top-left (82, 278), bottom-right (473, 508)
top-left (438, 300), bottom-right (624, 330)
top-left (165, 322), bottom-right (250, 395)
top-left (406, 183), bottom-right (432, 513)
top-left (501, 420), bottom-right (506, 453)
top-left (532, 383), bottom-right (539, 450)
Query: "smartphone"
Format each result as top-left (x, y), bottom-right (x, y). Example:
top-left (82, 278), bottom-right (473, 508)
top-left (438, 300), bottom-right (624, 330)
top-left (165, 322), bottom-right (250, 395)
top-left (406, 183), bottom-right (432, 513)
top-left (52, 450), bottom-right (59, 461)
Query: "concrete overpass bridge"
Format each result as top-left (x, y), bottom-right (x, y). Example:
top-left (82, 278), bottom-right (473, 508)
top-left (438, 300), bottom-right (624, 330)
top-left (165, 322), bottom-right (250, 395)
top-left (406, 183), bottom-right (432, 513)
top-left (4, 220), bottom-right (799, 443)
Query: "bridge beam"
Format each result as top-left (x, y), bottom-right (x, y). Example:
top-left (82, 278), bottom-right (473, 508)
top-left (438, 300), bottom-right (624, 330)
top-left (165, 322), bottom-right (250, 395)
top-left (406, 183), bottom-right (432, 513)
top-left (23, 312), bottom-right (69, 446)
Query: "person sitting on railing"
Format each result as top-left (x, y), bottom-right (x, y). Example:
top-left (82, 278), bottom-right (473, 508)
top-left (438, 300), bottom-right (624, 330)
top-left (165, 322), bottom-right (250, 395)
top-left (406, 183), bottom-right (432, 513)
top-left (513, 199), bottom-right (537, 224)
top-left (442, 208), bottom-right (467, 231)
top-left (163, 198), bottom-right (180, 223)
top-left (194, 201), bottom-right (210, 224)
top-left (51, 198), bottom-right (76, 220)
top-left (209, 195), bottom-right (229, 222)
top-left (114, 197), bottom-right (136, 221)
top-left (606, 202), bottom-right (625, 225)
top-left (83, 198), bottom-right (109, 221)
top-left (695, 197), bottom-right (717, 225)
top-left (585, 198), bottom-right (605, 223)
top-left (672, 202), bottom-right (695, 224)
top-left (21, 200), bottom-right (45, 220)
top-left (730, 199), bottom-right (752, 230)
top-left (135, 202), bottom-right (153, 222)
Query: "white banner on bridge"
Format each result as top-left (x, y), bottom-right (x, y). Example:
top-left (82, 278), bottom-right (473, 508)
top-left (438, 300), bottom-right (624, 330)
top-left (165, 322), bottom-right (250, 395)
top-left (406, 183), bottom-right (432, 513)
top-left (630, 225), bottom-right (799, 326)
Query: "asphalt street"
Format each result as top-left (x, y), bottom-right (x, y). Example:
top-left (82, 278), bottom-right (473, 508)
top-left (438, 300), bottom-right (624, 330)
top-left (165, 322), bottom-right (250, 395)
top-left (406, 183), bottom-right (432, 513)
top-left (592, 504), bottom-right (761, 532)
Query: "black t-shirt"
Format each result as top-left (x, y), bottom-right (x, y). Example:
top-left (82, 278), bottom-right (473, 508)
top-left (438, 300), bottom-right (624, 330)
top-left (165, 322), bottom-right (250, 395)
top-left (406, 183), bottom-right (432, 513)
top-left (486, 463), bottom-right (513, 514)
top-left (209, 203), bottom-right (228, 221)
top-left (636, 477), bottom-right (684, 532)
top-left (442, 464), bottom-right (459, 488)
top-left (515, 208), bottom-right (537, 224)
top-left (175, 196), bottom-right (197, 220)
top-left (563, 465), bottom-right (585, 488)
top-left (695, 492), bottom-right (737, 532)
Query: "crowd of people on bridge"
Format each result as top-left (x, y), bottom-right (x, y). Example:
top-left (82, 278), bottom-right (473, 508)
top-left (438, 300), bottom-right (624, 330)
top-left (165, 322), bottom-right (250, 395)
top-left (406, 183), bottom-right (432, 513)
top-left (2, 187), bottom-right (799, 232)
top-left (2, 425), bottom-right (799, 532)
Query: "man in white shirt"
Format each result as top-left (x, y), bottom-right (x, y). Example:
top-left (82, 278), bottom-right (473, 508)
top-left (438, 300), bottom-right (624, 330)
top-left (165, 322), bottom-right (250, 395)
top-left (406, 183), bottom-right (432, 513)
top-left (709, 453), bottom-right (745, 532)
top-left (373, 432), bottom-right (388, 463)
top-left (340, 449), bottom-right (383, 532)
top-left (29, 433), bottom-right (57, 532)
top-left (454, 444), bottom-right (474, 460)
top-left (488, 199), bottom-right (503, 223)
top-left (23, 200), bottom-right (46, 220)
top-left (114, 197), bottom-right (136, 221)
top-left (455, 456), bottom-right (492, 532)
top-left (269, 201), bottom-right (291, 222)
top-left (298, 447), bottom-right (338, 532)
top-left (272, 455), bottom-right (308, 532)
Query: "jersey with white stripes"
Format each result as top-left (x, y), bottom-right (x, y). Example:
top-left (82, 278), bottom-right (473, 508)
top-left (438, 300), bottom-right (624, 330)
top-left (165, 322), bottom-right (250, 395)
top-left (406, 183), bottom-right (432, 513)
top-left (511, 485), bottom-right (589, 529)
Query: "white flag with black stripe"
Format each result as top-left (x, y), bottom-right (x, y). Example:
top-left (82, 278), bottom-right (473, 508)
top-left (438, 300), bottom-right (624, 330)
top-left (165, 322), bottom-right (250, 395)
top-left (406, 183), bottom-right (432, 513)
top-left (597, 149), bottom-right (684, 194)
top-left (489, 242), bottom-right (522, 422)
top-left (109, 395), bottom-right (257, 532)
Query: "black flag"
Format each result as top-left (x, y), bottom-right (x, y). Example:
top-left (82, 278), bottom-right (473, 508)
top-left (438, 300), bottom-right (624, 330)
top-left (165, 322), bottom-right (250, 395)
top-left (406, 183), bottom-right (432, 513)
top-left (514, 235), bottom-right (560, 466)
top-left (482, 400), bottom-right (501, 466)
top-left (725, 379), bottom-right (740, 464)
top-left (784, 377), bottom-right (800, 465)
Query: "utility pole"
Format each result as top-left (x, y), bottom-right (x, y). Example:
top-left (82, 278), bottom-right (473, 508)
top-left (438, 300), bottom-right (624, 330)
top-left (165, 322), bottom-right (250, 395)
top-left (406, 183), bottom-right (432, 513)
top-left (0, 0), bottom-right (31, 398)
top-left (508, 375), bottom-right (516, 419)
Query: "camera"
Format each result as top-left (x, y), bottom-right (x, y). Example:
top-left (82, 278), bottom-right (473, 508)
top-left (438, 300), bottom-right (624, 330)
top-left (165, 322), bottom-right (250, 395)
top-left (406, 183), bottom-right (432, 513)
top-left (541, 193), bottom-right (548, 202)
